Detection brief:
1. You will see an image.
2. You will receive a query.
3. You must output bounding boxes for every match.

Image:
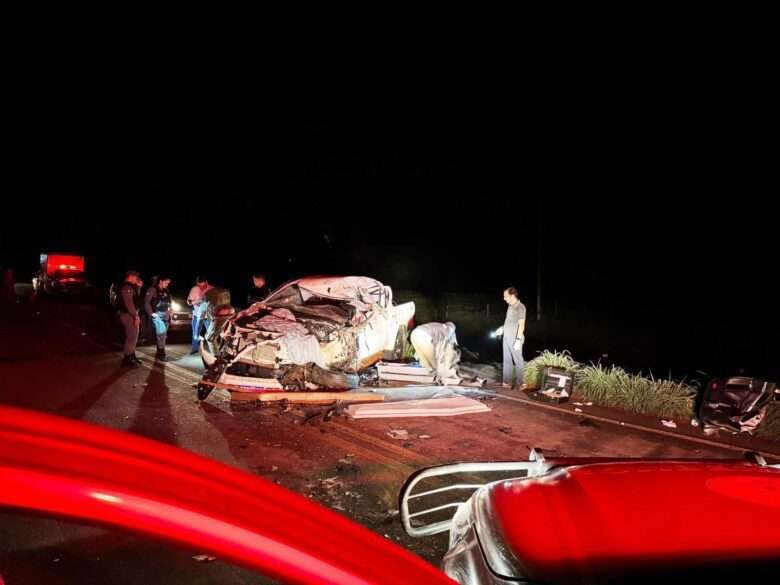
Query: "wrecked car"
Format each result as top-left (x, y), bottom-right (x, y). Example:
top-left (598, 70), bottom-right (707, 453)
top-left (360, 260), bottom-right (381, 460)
top-left (197, 276), bottom-right (415, 400)
top-left (400, 450), bottom-right (780, 584)
top-left (699, 376), bottom-right (778, 433)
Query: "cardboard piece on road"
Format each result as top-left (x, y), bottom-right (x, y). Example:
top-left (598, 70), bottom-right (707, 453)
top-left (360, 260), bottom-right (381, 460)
top-left (377, 372), bottom-right (437, 384)
top-left (377, 362), bottom-right (435, 376)
top-left (199, 380), bottom-right (283, 394)
top-left (219, 373), bottom-right (284, 390)
top-left (346, 396), bottom-right (490, 419)
top-left (377, 361), bottom-right (437, 384)
top-left (257, 392), bottom-right (385, 405)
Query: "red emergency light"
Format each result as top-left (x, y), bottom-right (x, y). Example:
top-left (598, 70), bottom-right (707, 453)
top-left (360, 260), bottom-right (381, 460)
top-left (42, 254), bottom-right (85, 275)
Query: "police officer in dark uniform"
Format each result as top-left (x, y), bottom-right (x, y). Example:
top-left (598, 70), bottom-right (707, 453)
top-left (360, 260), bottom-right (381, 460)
top-left (118, 271), bottom-right (143, 367)
top-left (144, 275), bottom-right (173, 362)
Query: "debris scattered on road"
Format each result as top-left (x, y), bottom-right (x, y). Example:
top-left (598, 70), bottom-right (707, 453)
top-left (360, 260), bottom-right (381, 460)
top-left (703, 426), bottom-right (718, 436)
top-left (661, 419), bottom-right (678, 428)
top-left (377, 362), bottom-right (436, 384)
top-left (193, 555), bottom-right (217, 562)
top-left (271, 465), bottom-right (279, 472)
top-left (690, 418), bottom-right (700, 427)
top-left (387, 429), bottom-right (409, 440)
top-left (348, 396), bottom-right (490, 419)
top-left (498, 427), bottom-right (512, 434)
top-left (418, 434), bottom-right (432, 439)
top-left (574, 408), bottom-right (583, 413)
top-left (337, 454), bottom-right (360, 474)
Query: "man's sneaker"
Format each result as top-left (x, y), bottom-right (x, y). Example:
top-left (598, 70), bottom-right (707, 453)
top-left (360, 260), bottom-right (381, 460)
top-left (131, 354), bottom-right (143, 365)
top-left (156, 351), bottom-right (169, 362)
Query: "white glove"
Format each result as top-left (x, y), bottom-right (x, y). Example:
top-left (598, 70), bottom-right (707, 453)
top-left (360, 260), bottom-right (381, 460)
top-left (513, 338), bottom-right (523, 351)
top-left (495, 326), bottom-right (504, 337)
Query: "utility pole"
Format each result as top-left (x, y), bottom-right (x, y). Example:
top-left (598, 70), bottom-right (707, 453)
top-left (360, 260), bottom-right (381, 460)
top-left (537, 200), bottom-right (543, 321)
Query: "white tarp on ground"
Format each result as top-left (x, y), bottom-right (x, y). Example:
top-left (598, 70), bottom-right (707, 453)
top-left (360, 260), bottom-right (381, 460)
top-left (345, 395), bottom-right (490, 419)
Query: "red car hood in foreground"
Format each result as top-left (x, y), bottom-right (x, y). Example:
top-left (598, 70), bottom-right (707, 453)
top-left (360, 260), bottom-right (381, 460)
top-left (0, 405), bottom-right (453, 585)
top-left (484, 460), bottom-right (780, 582)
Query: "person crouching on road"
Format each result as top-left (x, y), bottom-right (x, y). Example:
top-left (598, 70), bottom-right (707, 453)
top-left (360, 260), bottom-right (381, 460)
top-left (145, 275), bottom-right (173, 362)
top-left (118, 271), bottom-right (143, 367)
top-left (187, 276), bottom-right (213, 355)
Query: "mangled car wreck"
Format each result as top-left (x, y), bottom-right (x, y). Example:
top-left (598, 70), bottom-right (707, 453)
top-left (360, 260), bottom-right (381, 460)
top-left (197, 276), bottom-right (415, 400)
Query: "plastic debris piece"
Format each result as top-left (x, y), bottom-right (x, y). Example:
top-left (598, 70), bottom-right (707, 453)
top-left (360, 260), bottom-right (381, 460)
top-left (386, 429), bottom-right (409, 440)
top-left (418, 434), bottom-right (432, 439)
top-left (193, 555), bottom-right (217, 562)
top-left (661, 419), bottom-right (678, 428)
top-left (574, 408), bottom-right (583, 413)
top-left (690, 418), bottom-right (700, 427)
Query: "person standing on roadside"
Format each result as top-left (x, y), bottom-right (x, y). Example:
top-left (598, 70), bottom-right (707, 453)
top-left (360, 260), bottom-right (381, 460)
top-left (118, 271), bottom-right (143, 367)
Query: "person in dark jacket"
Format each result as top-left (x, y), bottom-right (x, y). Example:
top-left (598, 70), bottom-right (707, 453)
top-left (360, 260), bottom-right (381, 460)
top-left (118, 271), bottom-right (144, 367)
top-left (247, 272), bottom-right (270, 306)
top-left (144, 275), bottom-right (173, 362)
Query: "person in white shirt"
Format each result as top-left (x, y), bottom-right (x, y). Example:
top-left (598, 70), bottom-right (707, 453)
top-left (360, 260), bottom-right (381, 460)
top-left (187, 276), bottom-right (213, 354)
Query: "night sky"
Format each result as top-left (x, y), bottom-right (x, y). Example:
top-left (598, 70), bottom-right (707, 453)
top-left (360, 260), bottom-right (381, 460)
top-left (2, 112), bottom-right (776, 379)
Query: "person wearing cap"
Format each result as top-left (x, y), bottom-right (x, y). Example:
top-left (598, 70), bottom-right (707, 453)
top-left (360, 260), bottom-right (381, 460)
top-left (118, 271), bottom-right (143, 367)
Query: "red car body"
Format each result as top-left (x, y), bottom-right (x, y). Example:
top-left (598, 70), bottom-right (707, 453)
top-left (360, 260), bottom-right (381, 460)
top-left (0, 405), bottom-right (453, 585)
top-left (4, 404), bottom-right (780, 584)
top-left (401, 453), bottom-right (780, 583)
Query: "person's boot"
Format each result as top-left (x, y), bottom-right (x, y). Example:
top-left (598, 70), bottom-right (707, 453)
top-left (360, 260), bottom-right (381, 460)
top-left (122, 355), bottom-right (139, 368)
top-left (155, 336), bottom-right (168, 361)
top-left (131, 354), bottom-right (143, 365)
